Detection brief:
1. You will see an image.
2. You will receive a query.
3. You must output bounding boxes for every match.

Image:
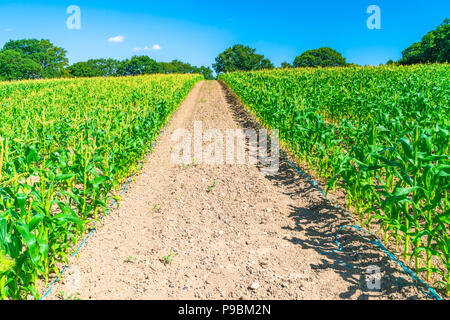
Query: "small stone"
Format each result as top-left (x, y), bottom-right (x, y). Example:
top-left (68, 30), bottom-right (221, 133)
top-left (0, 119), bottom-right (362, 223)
top-left (218, 230), bottom-right (224, 236)
top-left (249, 282), bottom-right (260, 290)
top-left (281, 283), bottom-right (288, 288)
top-left (169, 284), bottom-right (175, 288)
top-left (183, 286), bottom-right (189, 291)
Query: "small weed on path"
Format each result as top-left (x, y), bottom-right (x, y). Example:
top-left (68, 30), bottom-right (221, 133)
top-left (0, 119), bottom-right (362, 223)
top-left (125, 256), bottom-right (136, 263)
top-left (161, 249), bottom-right (178, 265)
top-left (207, 181), bottom-right (217, 193)
top-left (59, 291), bottom-right (81, 300)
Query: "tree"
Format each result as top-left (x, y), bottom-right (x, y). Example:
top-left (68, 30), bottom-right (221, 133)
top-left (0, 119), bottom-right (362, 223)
top-left (90, 59), bottom-right (122, 76)
top-left (213, 44), bottom-right (274, 74)
top-left (0, 49), bottom-right (42, 80)
top-left (281, 62), bottom-right (292, 69)
top-left (293, 47), bottom-right (346, 68)
top-left (159, 60), bottom-right (194, 74)
top-left (158, 60), bottom-right (214, 79)
top-left (399, 19), bottom-right (450, 64)
top-left (159, 60), bottom-right (197, 74)
top-left (68, 61), bottom-right (98, 77)
top-left (197, 66), bottom-right (214, 80)
top-left (386, 59), bottom-right (396, 66)
top-left (68, 59), bottom-right (122, 77)
top-left (117, 56), bottom-right (161, 76)
top-left (2, 39), bottom-right (68, 78)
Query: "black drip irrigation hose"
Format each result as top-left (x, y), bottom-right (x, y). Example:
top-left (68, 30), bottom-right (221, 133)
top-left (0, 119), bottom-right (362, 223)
top-left (233, 91), bottom-right (441, 301)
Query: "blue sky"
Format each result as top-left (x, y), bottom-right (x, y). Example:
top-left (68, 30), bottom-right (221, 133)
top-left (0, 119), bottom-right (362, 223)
top-left (0, 0), bottom-right (448, 68)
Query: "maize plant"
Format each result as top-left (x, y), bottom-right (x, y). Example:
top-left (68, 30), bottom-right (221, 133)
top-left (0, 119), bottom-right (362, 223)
top-left (220, 64), bottom-right (450, 296)
top-left (0, 74), bottom-right (203, 299)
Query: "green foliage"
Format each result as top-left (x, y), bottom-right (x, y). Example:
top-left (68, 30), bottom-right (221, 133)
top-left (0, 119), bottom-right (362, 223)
top-left (0, 74), bottom-right (202, 300)
top-left (0, 251), bottom-right (15, 274)
top-left (1, 39), bottom-right (210, 81)
top-left (68, 59), bottom-right (122, 77)
top-left (400, 19), bottom-right (450, 64)
top-left (207, 181), bottom-right (217, 192)
top-left (58, 291), bottom-right (80, 300)
top-left (213, 44), bottom-right (274, 74)
top-left (159, 60), bottom-right (193, 74)
top-left (0, 50), bottom-right (42, 81)
top-left (197, 66), bottom-right (214, 80)
top-left (67, 58), bottom-right (213, 80)
top-left (386, 59), bottom-right (396, 66)
top-left (293, 47), bottom-right (346, 68)
top-left (67, 61), bottom-right (98, 78)
top-left (67, 58), bottom-right (212, 79)
top-left (2, 39), bottom-right (68, 78)
top-left (117, 55), bottom-right (161, 76)
top-left (220, 64), bottom-right (450, 296)
top-left (161, 249), bottom-right (178, 265)
top-left (280, 62), bottom-right (292, 69)
top-left (158, 60), bottom-right (214, 79)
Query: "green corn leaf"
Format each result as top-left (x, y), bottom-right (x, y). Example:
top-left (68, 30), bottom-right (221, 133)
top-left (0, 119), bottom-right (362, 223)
top-left (54, 173), bottom-right (76, 181)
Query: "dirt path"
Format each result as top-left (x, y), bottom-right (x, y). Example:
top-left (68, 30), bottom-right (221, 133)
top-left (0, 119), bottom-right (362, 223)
top-left (48, 80), bottom-right (430, 300)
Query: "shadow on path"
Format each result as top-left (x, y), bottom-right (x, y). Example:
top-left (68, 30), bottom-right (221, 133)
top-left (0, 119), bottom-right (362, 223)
top-left (219, 80), bottom-right (430, 300)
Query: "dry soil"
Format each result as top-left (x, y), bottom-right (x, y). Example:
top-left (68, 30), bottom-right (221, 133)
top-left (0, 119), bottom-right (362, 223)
top-left (46, 80), bottom-right (430, 300)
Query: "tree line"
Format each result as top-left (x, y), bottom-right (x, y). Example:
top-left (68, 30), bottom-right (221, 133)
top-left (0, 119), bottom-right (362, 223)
top-left (213, 19), bottom-right (448, 74)
top-left (0, 39), bottom-right (214, 81)
top-left (0, 19), bottom-right (447, 81)
top-left (68, 56), bottom-right (214, 79)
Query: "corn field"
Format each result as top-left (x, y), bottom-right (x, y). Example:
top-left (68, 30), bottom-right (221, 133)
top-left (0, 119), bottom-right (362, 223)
top-left (0, 74), bottom-right (202, 299)
top-left (219, 64), bottom-right (450, 296)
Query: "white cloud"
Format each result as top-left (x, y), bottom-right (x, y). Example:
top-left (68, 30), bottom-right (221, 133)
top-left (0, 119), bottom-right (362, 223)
top-left (108, 35), bottom-right (125, 43)
top-left (133, 46), bottom-right (151, 52)
top-left (132, 44), bottom-right (161, 53)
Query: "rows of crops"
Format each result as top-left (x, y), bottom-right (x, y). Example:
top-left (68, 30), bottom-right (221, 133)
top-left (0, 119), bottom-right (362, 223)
top-left (219, 65), bottom-right (450, 296)
top-left (0, 74), bottom-right (202, 299)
